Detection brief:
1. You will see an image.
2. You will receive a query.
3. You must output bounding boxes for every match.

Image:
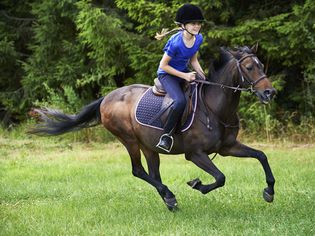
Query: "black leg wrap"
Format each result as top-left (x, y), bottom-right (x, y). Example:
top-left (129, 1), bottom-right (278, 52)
top-left (263, 188), bottom-right (274, 203)
top-left (163, 197), bottom-right (178, 211)
top-left (187, 178), bottom-right (202, 189)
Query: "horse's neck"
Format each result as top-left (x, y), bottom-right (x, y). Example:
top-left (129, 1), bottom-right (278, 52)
top-left (204, 70), bottom-right (241, 120)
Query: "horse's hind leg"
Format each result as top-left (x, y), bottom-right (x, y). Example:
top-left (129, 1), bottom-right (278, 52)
top-left (140, 145), bottom-right (177, 209)
top-left (185, 151), bottom-right (226, 194)
top-left (219, 141), bottom-right (275, 203)
top-left (122, 140), bottom-right (177, 210)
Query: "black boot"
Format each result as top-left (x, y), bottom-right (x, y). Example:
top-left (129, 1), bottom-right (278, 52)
top-left (156, 107), bottom-right (181, 152)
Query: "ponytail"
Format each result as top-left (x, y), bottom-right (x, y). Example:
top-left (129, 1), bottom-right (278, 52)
top-left (155, 27), bottom-right (182, 40)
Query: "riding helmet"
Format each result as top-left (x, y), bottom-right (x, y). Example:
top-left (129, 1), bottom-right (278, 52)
top-left (175, 4), bottom-right (205, 24)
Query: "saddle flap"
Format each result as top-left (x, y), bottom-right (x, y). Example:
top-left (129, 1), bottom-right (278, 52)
top-left (160, 84), bottom-right (193, 128)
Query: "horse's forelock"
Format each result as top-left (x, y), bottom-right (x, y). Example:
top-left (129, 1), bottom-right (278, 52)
top-left (232, 46), bottom-right (254, 58)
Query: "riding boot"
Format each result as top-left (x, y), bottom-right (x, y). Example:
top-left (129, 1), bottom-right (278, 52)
top-left (156, 108), bottom-right (181, 152)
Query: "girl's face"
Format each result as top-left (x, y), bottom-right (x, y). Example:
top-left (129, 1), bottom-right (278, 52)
top-left (184, 22), bottom-right (202, 35)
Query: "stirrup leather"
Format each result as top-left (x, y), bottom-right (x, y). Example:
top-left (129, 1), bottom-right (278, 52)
top-left (156, 134), bottom-right (174, 153)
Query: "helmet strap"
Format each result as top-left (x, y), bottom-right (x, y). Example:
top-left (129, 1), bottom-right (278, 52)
top-left (182, 25), bottom-right (200, 36)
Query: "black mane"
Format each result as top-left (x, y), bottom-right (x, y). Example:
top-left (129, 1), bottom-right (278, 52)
top-left (208, 46), bottom-right (254, 80)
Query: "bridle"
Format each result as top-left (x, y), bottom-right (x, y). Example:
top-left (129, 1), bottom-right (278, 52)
top-left (195, 52), bottom-right (269, 133)
top-left (236, 53), bottom-right (267, 90)
top-left (195, 53), bottom-right (268, 93)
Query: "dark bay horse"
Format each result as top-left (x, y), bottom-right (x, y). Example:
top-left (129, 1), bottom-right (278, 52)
top-left (30, 45), bottom-right (276, 210)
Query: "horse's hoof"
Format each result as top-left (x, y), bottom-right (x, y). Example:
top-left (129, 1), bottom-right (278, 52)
top-left (164, 197), bottom-right (178, 211)
top-left (263, 189), bottom-right (274, 203)
top-left (187, 178), bottom-right (202, 189)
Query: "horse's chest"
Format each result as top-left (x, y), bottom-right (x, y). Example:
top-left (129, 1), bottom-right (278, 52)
top-left (196, 120), bottom-right (238, 152)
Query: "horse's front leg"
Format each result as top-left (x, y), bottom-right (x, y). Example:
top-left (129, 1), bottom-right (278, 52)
top-left (219, 141), bottom-right (275, 202)
top-left (185, 151), bottom-right (226, 194)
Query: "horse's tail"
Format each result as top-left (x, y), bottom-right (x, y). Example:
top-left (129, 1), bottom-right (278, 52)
top-left (28, 97), bottom-right (104, 136)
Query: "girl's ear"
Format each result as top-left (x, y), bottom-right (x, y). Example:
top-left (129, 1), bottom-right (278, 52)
top-left (251, 42), bottom-right (259, 54)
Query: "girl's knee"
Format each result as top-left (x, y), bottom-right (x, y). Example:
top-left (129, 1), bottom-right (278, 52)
top-left (174, 98), bottom-right (186, 111)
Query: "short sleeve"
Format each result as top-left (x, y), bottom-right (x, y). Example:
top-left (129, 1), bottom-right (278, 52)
top-left (196, 34), bottom-right (203, 48)
top-left (163, 38), bottom-right (177, 58)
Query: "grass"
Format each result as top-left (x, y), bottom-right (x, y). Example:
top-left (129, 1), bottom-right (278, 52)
top-left (0, 135), bottom-right (314, 235)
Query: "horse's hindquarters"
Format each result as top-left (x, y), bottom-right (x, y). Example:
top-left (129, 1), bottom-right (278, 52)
top-left (100, 85), bottom-right (149, 138)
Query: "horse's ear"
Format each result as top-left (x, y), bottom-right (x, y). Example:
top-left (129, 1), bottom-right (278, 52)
top-left (251, 42), bottom-right (259, 54)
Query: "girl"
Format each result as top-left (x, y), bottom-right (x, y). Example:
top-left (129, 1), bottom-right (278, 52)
top-left (156, 3), bottom-right (206, 152)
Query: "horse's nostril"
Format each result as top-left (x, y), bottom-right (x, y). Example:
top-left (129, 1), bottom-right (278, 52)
top-left (263, 90), bottom-right (271, 97)
top-left (264, 89), bottom-right (276, 99)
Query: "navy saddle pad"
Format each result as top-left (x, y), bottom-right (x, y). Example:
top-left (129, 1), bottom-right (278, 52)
top-left (135, 84), bottom-right (198, 132)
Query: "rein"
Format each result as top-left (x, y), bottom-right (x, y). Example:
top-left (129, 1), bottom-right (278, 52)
top-left (194, 79), bottom-right (252, 92)
top-left (196, 82), bottom-right (240, 130)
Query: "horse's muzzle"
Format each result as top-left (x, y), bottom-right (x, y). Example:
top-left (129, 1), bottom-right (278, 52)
top-left (255, 88), bottom-right (277, 104)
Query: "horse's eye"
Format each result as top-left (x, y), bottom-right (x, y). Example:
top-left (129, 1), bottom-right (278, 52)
top-left (246, 65), bottom-right (253, 71)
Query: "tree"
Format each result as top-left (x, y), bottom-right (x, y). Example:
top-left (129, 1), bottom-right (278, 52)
top-left (0, 0), bottom-right (34, 125)
top-left (0, 0), bottom-right (314, 140)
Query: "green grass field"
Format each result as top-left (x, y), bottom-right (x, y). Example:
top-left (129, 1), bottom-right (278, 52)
top-left (0, 136), bottom-right (314, 235)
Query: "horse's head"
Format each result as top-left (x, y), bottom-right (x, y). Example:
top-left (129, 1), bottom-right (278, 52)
top-left (227, 44), bottom-right (276, 104)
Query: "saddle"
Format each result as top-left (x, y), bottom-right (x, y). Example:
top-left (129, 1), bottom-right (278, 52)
top-left (135, 81), bottom-right (198, 132)
top-left (152, 78), bottom-right (190, 96)
top-left (152, 78), bottom-right (194, 128)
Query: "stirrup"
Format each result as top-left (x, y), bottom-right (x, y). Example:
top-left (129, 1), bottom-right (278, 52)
top-left (156, 134), bottom-right (174, 153)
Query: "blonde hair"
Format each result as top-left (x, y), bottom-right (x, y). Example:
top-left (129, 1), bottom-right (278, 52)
top-left (155, 27), bottom-right (182, 40)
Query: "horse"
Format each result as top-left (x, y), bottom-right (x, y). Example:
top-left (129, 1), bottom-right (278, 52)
top-left (30, 44), bottom-right (276, 211)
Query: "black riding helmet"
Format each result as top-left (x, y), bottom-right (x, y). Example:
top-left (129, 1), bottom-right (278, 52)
top-left (175, 3), bottom-right (204, 25)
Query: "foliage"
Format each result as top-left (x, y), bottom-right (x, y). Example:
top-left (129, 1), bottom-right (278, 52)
top-left (0, 0), bottom-right (33, 124)
top-left (0, 0), bottom-right (314, 140)
top-left (76, 0), bottom-right (130, 87)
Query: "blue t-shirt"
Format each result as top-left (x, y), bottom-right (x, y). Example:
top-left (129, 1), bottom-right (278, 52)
top-left (157, 31), bottom-right (203, 75)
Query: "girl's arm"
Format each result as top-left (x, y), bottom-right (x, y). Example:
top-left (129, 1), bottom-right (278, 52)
top-left (190, 52), bottom-right (206, 80)
top-left (159, 53), bottom-right (196, 82)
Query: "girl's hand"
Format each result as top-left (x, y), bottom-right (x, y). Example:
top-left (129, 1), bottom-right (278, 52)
top-left (184, 72), bottom-right (197, 82)
top-left (197, 72), bottom-right (206, 80)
